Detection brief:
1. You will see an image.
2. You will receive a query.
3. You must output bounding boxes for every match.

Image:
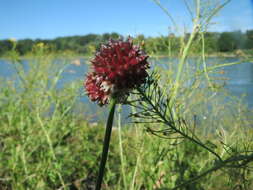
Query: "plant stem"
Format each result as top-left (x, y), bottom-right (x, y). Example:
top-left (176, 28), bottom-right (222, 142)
top-left (172, 153), bottom-right (253, 189)
top-left (95, 99), bottom-right (116, 190)
top-left (117, 105), bottom-right (127, 189)
top-left (137, 87), bottom-right (222, 161)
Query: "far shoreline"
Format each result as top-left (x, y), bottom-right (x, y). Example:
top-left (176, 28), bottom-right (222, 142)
top-left (0, 50), bottom-right (252, 63)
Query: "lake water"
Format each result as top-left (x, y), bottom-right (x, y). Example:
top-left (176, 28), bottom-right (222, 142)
top-left (157, 57), bottom-right (253, 108)
top-left (0, 57), bottom-right (253, 122)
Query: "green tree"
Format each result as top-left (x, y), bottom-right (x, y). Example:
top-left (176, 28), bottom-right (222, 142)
top-left (218, 32), bottom-right (238, 52)
top-left (0, 40), bottom-right (13, 55)
top-left (246, 30), bottom-right (253, 49)
top-left (16, 39), bottom-right (34, 55)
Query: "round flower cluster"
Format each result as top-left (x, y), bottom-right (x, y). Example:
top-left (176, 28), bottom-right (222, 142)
top-left (84, 38), bottom-right (150, 106)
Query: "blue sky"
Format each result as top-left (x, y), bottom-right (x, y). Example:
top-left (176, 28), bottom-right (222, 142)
top-left (0, 0), bottom-right (253, 40)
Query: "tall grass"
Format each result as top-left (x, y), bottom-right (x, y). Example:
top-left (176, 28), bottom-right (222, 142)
top-left (1, 40), bottom-right (252, 190)
top-left (1, 0), bottom-right (253, 189)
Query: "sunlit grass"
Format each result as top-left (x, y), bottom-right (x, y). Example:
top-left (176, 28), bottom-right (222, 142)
top-left (1, 0), bottom-right (253, 189)
top-left (0, 37), bottom-right (252, 189)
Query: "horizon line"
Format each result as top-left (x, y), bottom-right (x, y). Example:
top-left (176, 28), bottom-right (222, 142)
top-left (1, 28), bottom-right (253, 41)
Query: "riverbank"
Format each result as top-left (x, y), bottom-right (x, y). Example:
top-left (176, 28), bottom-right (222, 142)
top-left (1, 49), bottom-right (253, 189)
top-left (150, 49), bottom-right (253, 59)
top-left (1, 49), bottom-right (252, 62)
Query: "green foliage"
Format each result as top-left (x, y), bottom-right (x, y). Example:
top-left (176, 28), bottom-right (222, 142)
top-left (246, 30), bottom-right (253, 49)
top-left (218, 32), bottom-right (238, 52)
top-left (0, 33), bottom-right (123, 56)
top-left (0, 40), bottom-right (13, 55)
top-left (1, 0), bottom-right (253, 187)
top-left (1, 30), bottom-right (253, 57)
top-left (0, 41), bottom-right (253, 190)
top-left (16, 39), bottom-right (34, 55)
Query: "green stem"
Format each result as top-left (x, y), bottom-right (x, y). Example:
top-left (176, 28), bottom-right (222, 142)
top-left (117, 105), bottom-right (127, 189)
top-left (172, 153), bottom-right (253, 189)
top-left (95, 99), bottom-right (116, 190)
top-left (137, 87), bottom-right (222, 161)
top-left (172, 162), bottom-right (223, 190)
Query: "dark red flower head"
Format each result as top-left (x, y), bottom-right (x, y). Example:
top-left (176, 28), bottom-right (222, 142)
top-left (85, 38), bottom-right (149, 106)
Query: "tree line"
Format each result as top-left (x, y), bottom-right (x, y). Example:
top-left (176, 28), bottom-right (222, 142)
top-left (0, 30), bottom-right (252, 56)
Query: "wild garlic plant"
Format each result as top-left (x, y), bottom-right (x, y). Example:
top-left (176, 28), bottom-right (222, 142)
top-left (128, 71), bottom-right (253, 189)
top-left (127, 0), bottom-right (253, 189)
top-left (84, 0), bottom-right (253, 189)
top-left (84, 38), bottom-right (150, 190)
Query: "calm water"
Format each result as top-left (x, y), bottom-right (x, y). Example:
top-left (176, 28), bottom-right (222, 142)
top-left (156, 57), bottom-right (253, 108)
top-left (0, 57), bottom-right (253, 122)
